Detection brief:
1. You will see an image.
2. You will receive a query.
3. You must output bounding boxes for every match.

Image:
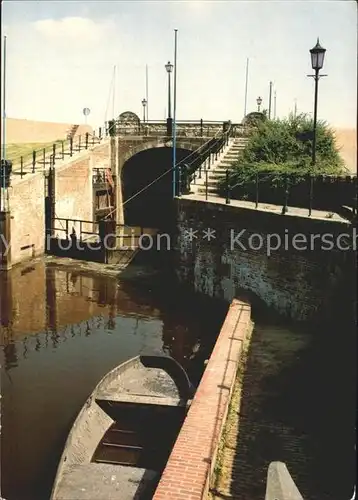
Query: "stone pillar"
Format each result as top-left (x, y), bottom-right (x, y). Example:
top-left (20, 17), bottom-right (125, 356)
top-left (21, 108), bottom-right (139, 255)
top-left (0, 211), bottom-right (12, 270)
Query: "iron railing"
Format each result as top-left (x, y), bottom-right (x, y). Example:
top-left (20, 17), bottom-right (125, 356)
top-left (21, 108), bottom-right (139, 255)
top-left (10, 129), bottom-right (104, 179)
top-left (175, 122), bottom-right (234, 196)
top-left (48, 217), bottom-right (154, 245)
top-left (191, 167), bottom-right (357, 217)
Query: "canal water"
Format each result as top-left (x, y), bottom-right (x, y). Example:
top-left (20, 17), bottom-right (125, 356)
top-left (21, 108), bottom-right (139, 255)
top-left (0, 257), bottom-right (227, 500)
top-left (1, 256), bottom-right (355, 500)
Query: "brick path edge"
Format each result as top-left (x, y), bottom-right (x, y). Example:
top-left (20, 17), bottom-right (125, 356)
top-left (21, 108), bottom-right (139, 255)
top-left (153, 299), bottom-right (252, 500)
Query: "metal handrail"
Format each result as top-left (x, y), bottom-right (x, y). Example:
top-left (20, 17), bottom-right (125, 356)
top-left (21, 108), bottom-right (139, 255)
top-left (180, 123), bottom-right (233, 195)
top-left (10, 129), bottom-right (105, 178)
top-left (223, 169), bottom-right (357, 216)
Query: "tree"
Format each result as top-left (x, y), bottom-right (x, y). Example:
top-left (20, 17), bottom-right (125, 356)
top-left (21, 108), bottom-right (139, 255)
top-left (219, 113), bottom-right (346, 203)
top-left (242, 113), bottom-right (343, 172)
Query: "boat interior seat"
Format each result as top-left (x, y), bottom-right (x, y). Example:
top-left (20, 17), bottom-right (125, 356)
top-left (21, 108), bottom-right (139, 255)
top-left (95, 392), bottom-right (190, 407)
top-left (55, 463), bottom-right (158, 500)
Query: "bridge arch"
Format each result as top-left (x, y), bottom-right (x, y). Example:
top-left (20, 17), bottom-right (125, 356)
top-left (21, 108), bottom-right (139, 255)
top-left (120, 142), bottom-right (201, 229)
top-left (118, 138), bottom-right (203, 172)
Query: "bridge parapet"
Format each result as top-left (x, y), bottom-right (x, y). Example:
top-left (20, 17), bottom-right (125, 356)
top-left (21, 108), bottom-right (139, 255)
top-left (112, 120), bottom-right (246, 138)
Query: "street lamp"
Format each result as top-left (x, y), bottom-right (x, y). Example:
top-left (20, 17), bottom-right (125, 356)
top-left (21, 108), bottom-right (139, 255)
top-left (141, 98), bottom-right (147, 123)
top-left (165, 61), bottom-right (174, 137)
top-left (165, 61), bottom-right (173, 119)
top-left (308, 38), bottom-right (327, 166)
top-left (256, 96), bottom-right (262, 112)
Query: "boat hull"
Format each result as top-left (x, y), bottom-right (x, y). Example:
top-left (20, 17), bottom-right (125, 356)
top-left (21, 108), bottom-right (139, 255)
top-left (51, 355), bottom-right (193, 500)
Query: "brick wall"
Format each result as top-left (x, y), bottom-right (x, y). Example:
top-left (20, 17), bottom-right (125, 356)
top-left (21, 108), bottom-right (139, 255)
top-left (153, 299), bottom-right (252, 500)
top-left (175, 198), bottom-right (355, 322)
top-left (54, 153), bottom-right (93, 234)
top-left (6, 149), bottom-right (95, 266)
top-left (8, 173), bottom-right (46, 265)
top-left (91, 142), bottom-right (111, 169)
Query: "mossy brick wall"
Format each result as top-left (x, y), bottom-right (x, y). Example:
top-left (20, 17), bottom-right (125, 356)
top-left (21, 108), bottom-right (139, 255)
top-left (175, 198), bottom-right (356, 322)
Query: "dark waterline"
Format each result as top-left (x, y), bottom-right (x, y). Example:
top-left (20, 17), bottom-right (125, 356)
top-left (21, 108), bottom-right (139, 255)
top-left (0, 258), bottom-right (227, 500)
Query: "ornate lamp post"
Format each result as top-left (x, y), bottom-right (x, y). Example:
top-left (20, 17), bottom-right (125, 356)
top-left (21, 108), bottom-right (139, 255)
top-left (165, 61), bottom-right (173, 137)
top-left (165, 61), bottom-right (173, 118)
top-left (256, 96), bottom-right (262, 112)
top-left (308, 38), bottom-right (326, 166)
top-left (141, 98), bottom-right (147, 123)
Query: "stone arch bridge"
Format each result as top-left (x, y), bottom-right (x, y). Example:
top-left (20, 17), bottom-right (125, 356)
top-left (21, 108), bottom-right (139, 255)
top-left (93, 119), bottom-right (236, 227)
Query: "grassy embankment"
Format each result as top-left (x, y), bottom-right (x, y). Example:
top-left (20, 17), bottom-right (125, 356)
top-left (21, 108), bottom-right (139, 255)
top-left (6, 140), bottom-right (63, 165)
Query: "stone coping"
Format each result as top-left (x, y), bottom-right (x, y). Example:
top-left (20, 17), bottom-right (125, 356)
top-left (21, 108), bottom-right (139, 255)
top-left (153, 299), bottom-right (251, 500)
top-left (180, 193), bottom-right (350, 224)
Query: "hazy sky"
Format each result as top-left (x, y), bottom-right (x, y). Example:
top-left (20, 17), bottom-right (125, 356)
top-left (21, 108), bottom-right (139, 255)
top-left (2, 0), bottom-right (357, 129)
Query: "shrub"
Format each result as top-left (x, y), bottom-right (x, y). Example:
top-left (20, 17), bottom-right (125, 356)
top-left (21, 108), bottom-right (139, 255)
top-left (219, 113), bottom-right (345, 198)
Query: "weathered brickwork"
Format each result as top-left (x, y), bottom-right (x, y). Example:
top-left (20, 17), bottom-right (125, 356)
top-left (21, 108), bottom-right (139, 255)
top-left (5, 147), bottom-right (97, 266)
top-left (54, 155), bottom-right (92, 225)
top-left (91, 142), bottom-right (111, 170)
top-left (175, 198), bottom-right (355, 321)
top-left (153, 299), bottom-right (252, 500)
top-left (8, 173), bottom-right (46, 265)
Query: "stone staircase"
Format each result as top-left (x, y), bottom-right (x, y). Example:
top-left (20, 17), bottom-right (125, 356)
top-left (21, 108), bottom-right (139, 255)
top-left (189, 137), bottom-right (248, 198)
top-left (66, 124), bottom-right (79, 140)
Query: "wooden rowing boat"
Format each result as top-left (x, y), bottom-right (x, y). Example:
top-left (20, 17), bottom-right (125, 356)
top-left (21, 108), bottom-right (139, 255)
top-left (51, 355), bottom-right (194, 500)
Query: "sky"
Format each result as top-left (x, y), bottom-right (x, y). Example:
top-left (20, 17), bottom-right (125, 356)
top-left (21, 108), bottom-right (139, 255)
top-left (1, 0), bottom-right (357, 129)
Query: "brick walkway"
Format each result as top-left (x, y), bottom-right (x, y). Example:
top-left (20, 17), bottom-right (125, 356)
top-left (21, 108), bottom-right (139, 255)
top-left (210, 321), bottom-right (355, 500)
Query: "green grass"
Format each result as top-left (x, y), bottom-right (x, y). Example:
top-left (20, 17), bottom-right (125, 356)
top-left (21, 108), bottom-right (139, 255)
top-left (6, 140), bottom-right (64, 164)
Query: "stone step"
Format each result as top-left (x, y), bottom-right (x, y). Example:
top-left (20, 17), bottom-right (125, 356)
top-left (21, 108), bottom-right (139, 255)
top-left (206, 173), bottom-right (228, 180)
top-left (218, 166), bottom-right (237, 171)
top-left (219, 161), bottom-right (238, 167)
top-left (192, 170), bottom-right (227, 180)
top-left (197, 186), bottom-right (220, 194)
top-left (197, 180), bottom-right (223, 187)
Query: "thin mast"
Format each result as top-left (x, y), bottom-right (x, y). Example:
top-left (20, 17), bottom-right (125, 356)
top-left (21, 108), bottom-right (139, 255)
top-left (146, 64), bottom-right (149, 121)
top-left (112, 65), bottom-right (116, 119)
top-left (172, 29), bottom-right (178, 198)
top-left (268, 81), bottom-right (273, 119)
top-left (243, 57), bottom-right (249, 118)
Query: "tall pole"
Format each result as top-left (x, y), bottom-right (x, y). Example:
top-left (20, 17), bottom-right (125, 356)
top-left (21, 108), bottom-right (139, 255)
top-left (172, 29), bottom-right (178, 198)
top-left (312, 69), bottom-right (319, 166)
top-left (274, 91), bottom-right (277, 119)
top-left (268, 81), bottom-right (273, 119)
top-left (146, 64), bottom-right (149, 121)
top-left (243, 58), bottom-right (249, 118)
top-left (294, 98), bottom-right (297, 118)
top-left (168, 70), bottom-right (172, 119)
top-left (112, 65), bottom-right (116, 119)
top-left (1, 35), bottom-right (7, 212)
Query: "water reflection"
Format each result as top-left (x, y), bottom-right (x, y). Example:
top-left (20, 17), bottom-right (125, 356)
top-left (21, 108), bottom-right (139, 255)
top-left (0, 258), bottom-right (226, 500)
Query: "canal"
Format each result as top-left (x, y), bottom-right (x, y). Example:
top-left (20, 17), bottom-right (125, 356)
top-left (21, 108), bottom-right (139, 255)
top-left (0, 257), bottom-right (227, 500)
top-left (1, 256), bottom-right (355, 500)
